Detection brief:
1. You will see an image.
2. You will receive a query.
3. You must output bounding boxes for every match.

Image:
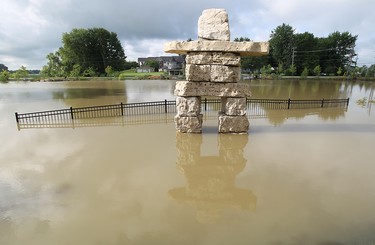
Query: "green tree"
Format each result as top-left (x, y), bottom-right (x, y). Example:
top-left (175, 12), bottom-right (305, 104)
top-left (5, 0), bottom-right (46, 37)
top-left (313, 65), bottom-right (321, 76)
top-left (287, 64), bottom-right (296, 76)
top-left (0, 70), bottom-right (10, 82)
top-left (70, 64), bottom-right (82, 78)
top-left (277, 63), bottom-right (283, 74)
top-left (61, 28), bottom-right (126, 75)
top-left (261, 64), bottom-right (273, 77)
top-left (124, 61), bottom-right (139, 70)
top-left (269, 23), bottom-right (295, 68)
top-left (83, 67), bottom-right (97, 77)
top-left (328, 31), bottom-right (357, 68)
top-left (318, 31), bottom-right (357, 74)
top-left (293, 32), bottom-right (319, 74)
top-left (366, 64), bottom-right (375, 77)
top-left (41, 50), bottom-right (65, 77)
top-left (145, 60), bottom-right (160, 72)
top-left (105, 66), bottom-right (113, 76)
top-left (234, 37), bottom-right (251, 42)
top-left (12, 66), bottom-right (29, 80)
top-left (301, 67), bottom-right (309, 77)
top-left (337, 67), bottom-right (343, 76)
top-left (43, 28), bottom-right (127, 77)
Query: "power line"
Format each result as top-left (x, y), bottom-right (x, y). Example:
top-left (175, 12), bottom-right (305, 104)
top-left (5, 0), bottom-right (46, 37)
top-left (294, 48), bottom-right (336, 53)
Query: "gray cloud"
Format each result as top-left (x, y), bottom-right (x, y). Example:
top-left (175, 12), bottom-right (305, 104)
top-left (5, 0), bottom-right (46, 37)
top-left (1, 0), bottom-right (374, 69)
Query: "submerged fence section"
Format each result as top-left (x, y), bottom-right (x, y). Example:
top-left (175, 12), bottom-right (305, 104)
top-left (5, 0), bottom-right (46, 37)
top-left (15, 98), bottom-right (349, 127)
top-left (247, 98), bottom-right (349, 110)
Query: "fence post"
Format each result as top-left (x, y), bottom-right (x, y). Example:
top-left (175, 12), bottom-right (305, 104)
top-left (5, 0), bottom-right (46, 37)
top-left (287, 98), bottom-right (291, 109)
top-left (321, 98), bottom-right (324, 108)
top-left (164, 99), bottom-right (167, 113)
top-left (70, 107), bottom-right (74, 120)
top-left (15, 112), bottom-right (19, 123)
top-left (121, 102), bottom-right (124, 116)
top-left (204, 98), bottom-right (207, 111)
top-left (346, 98), bottom-right (350, 107)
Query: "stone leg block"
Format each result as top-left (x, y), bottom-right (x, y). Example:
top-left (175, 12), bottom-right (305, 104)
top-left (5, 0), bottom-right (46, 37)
top-left (221, 97), bottom-right (247, 116)
top-left (218, 113), bottom-right (249, 134)
top-left (175, 114), bottom-right (203, 133)
top-left (176, 96), bottom-right (201, 116)
top-left (185, 64), bottom-right (210, 82)
top-left (210, 65), bottom-right (241, 82)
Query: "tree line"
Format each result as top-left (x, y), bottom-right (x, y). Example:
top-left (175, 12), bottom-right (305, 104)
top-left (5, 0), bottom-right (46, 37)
top-left (236, 23), bottom-right (361, 77)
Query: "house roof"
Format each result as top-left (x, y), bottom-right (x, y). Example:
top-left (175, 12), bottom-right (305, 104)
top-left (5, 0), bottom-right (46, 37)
top-left (138, 56), bottom-right (185, 63)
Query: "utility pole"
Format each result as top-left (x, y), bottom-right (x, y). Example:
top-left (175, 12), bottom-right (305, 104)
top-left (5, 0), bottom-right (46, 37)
top-left (291, 47), bottom-right (296, 67)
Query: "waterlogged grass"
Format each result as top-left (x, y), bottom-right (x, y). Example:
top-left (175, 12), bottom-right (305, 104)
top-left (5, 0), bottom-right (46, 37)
top-left (356, 97), bottom-right (375, 107)
top-left (118, 70), bottom-right (166, 80)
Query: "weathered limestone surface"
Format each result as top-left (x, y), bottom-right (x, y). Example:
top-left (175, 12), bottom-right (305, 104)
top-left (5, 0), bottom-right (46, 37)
top-left (198, 9), bottom-right (230, 41)
top-left (175, 81), bottom-right (252, 97)
top-left (164, 40), bottom-right (269, 56)
top-left (185, 64), bottom-right (211, 82)
top-left (186, 64), bottom-right (240, 82)
top-left (186, 52), bottom-right (241, 66)
top-left (218, 113), bottom-right (249, 133)
top-left (176, 96), bottom-right (201, 116)
top-left (212, 52), bottom-right (241, 66)
top-left (221, 97), bottom-right (247, 116)
top-left (175, 114), bottom-right (203, 133)
top-left (210, 65), bottom-right (240, 82)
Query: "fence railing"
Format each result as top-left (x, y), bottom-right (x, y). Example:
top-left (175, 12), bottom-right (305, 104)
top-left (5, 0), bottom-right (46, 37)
top-left (15, 98), bottom-right (349, 125)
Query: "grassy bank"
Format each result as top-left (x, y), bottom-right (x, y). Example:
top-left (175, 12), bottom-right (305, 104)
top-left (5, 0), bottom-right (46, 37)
top-left (118, 71), bottom-right (167, 80)
top-left (251, 75), bottom-right (375, 82)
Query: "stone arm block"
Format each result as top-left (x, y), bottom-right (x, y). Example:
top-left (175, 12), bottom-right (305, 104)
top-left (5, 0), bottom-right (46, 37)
top-left (164, 40), bottom-right (269, 57)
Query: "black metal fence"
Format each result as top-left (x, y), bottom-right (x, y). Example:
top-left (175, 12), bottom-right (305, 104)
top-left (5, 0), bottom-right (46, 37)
top-left (15, 98), bottom-right (349, 125)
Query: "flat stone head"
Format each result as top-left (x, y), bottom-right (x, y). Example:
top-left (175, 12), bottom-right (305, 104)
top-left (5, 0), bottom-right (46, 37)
top-left (198, 8), bottom-right (230, 41)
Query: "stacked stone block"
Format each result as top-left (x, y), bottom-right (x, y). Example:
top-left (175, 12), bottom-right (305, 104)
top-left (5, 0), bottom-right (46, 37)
top-left (175, 96), bottom-right (202, 133)
top-left (165, 8), bottom-right (269, 134)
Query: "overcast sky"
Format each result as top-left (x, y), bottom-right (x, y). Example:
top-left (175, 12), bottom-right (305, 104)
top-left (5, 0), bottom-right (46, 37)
top-left (1, 0), bottom-right (374, 70)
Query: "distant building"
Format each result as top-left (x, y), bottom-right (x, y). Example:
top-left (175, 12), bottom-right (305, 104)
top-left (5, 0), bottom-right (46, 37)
top-left (138, 56), bottom-right (185, 76)
top-left (136, 66), bottom-right (154, 73)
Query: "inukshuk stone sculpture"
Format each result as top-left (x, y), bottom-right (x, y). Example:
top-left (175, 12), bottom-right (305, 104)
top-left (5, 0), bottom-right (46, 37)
top-left (164, 9), bottom-right (269, 133)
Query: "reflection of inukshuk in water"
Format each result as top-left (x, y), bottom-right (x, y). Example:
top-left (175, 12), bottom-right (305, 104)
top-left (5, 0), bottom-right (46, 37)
top-left (164, 9), bottom-right (269, 133)
top-left (169, 134), bottom-right (256, 224)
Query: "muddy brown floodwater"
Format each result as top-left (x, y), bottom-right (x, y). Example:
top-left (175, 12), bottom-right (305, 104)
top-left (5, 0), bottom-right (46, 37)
top-left (1, 79), bottom-right (375, 244)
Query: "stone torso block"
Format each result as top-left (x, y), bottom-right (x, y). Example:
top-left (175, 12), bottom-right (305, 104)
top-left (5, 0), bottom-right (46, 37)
top-left (186, 52), bottom-right (241, 66)
top-left (185, 64), bottom-right (240, 82)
